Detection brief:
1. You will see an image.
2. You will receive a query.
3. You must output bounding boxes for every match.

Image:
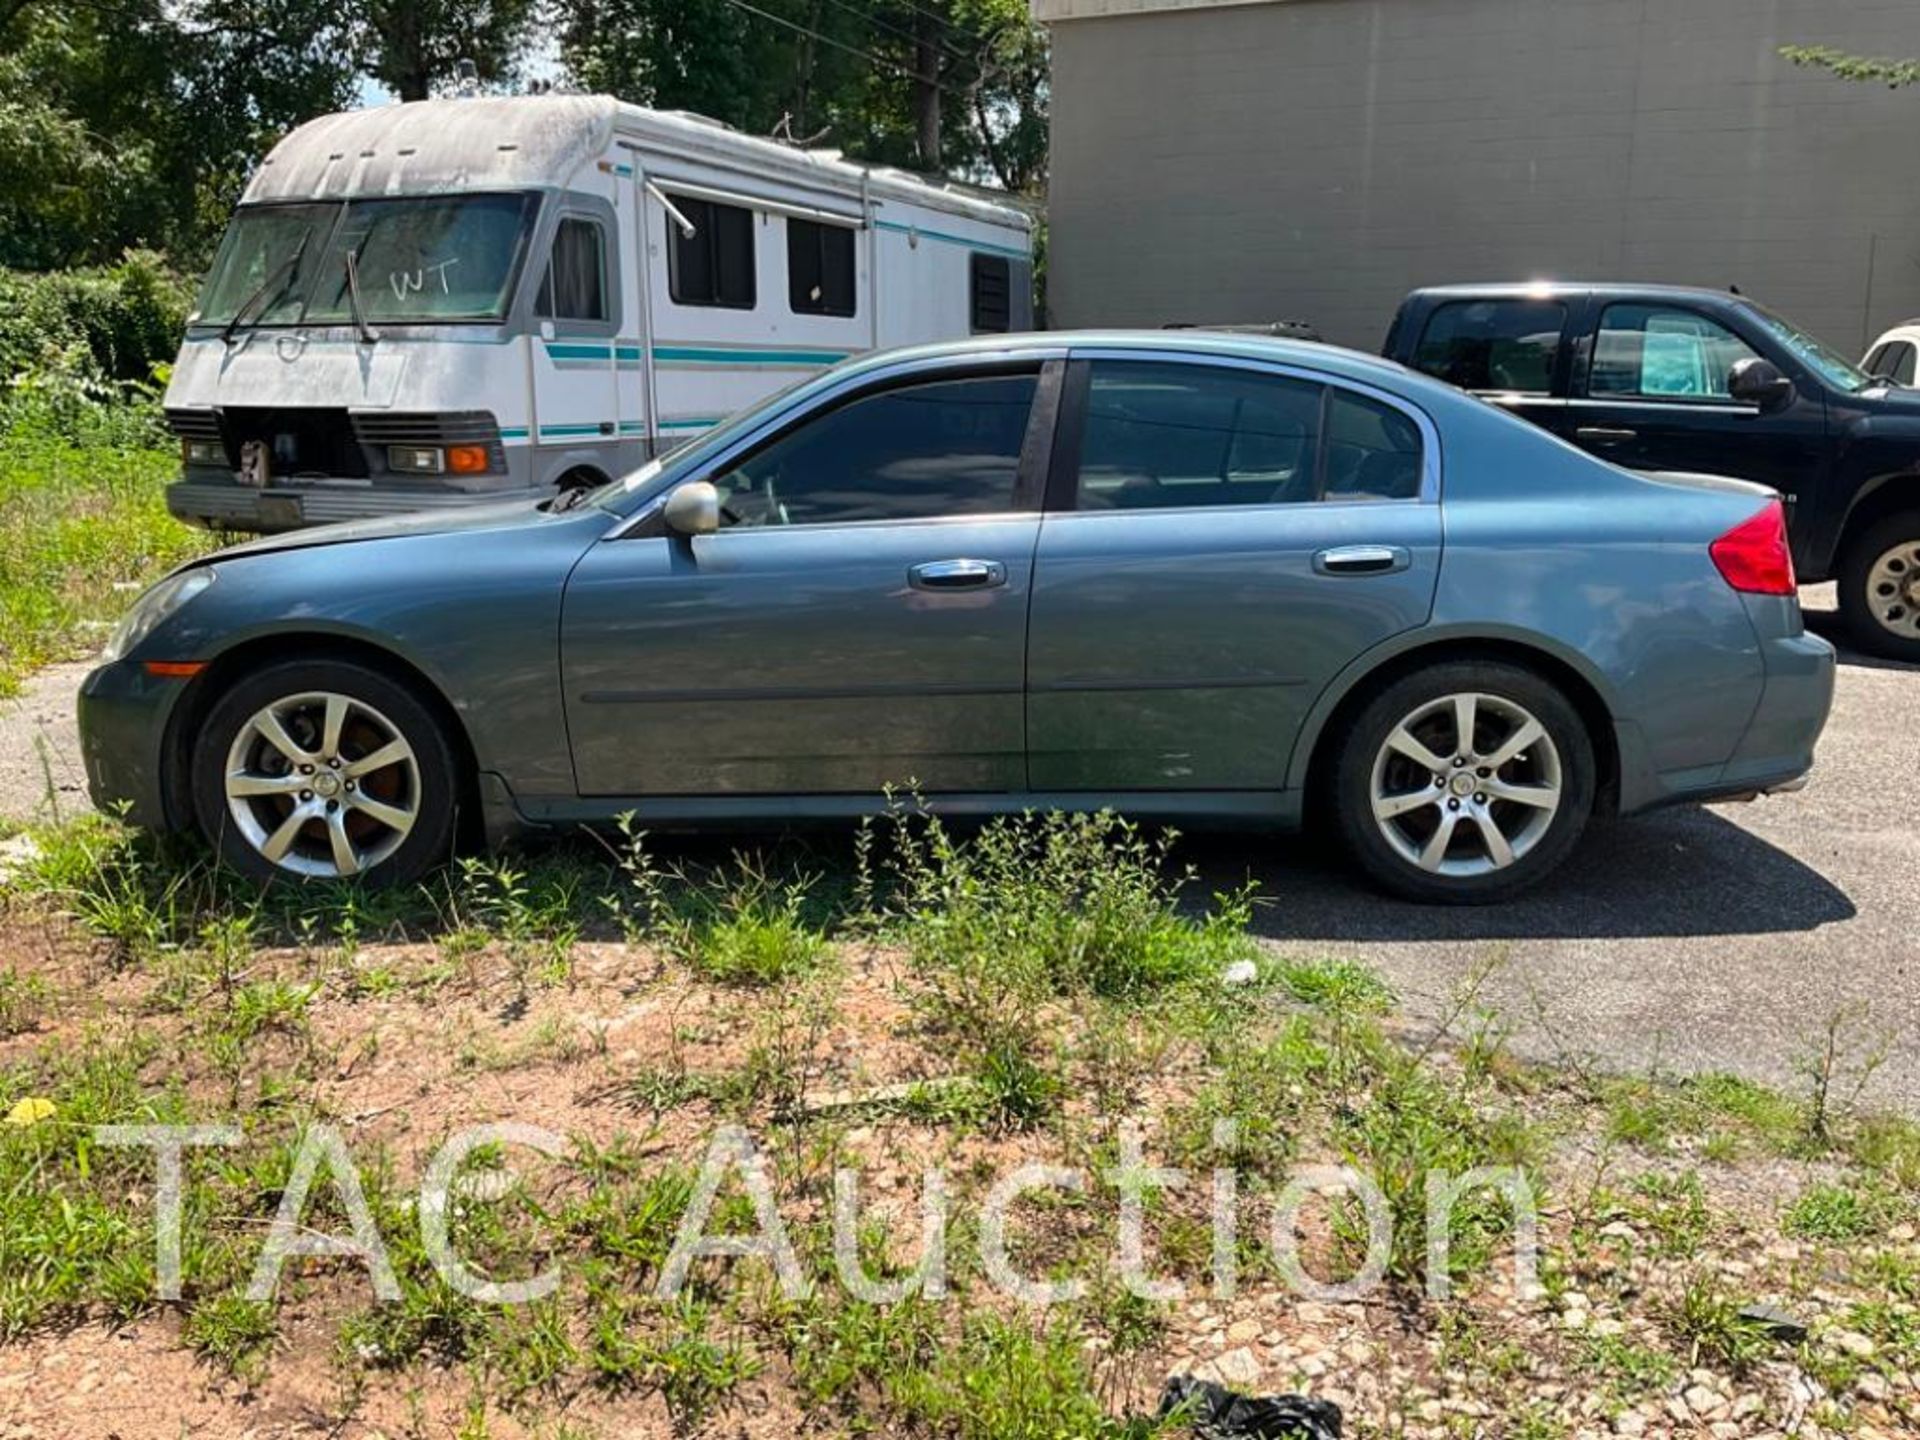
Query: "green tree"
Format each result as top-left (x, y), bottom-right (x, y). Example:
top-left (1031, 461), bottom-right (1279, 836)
top-left (360, 0), bottom-right (542, 102)
top-left (556, 0), bottom-right (1048, 194)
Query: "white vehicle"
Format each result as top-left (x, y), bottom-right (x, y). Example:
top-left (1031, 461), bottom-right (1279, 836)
top-left (1863, 322), bottom-right (1920, 387)
top-left (164, 95), bottom-right (1035, 531)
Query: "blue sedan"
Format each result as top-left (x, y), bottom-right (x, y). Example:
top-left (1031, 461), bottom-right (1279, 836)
top-left (78, 333), bottom-right (1835, 902)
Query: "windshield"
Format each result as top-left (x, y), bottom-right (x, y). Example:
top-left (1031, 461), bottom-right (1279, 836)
top-left (1747, 305), bottom-right (1874, 393)
top-left (587, 371), bottom-right (829, 514)
top-left (192, 193), bottom-right (538, 329)
top-left (193, 204), bottom-right (335, 326)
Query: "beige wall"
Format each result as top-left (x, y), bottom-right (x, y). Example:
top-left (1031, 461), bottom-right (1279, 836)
top-left (1045, 0), bottom-right (1920, 352)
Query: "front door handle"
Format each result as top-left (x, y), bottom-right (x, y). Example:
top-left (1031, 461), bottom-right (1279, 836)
top-left (1574, 425), bottom-right (1637, 444)
top-left (909, 558), bottom-right (1007, 591)
top-left (1313, 544), bottom-right (1410, 576)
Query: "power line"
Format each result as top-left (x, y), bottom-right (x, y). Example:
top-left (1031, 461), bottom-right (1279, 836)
top-left (813, 0), bottom-right (985, 74)
top-left (714, 0), bottom-right (962, 95)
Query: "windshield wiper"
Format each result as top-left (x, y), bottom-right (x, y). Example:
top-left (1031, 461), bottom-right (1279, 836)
top-left (221, 233), bottom-right (311, 345)
top-left (343, 248), bottom-right (379, 345)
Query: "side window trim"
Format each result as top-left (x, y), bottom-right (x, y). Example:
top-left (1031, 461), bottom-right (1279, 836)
top-left (1048, 348), bottom-right (1441, 512)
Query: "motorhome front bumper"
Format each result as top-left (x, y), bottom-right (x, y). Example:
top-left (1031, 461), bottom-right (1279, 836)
top-left (167, 478), bottom-right (553, 532)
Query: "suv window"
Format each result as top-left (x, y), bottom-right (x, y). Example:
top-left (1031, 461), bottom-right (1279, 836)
top-left (1867, 339), bottom-right (1917, 386)
top-left (668, 196), bottom-right (756, 309)
top-left (536, 217), bottom-right (607, 322)
top-left (788, 218), bottom-right (856, 317)
top-left (712, 373), bottom-right (1035, 527)
top-left (1413, 300), bottom-right (1565, 393)
top-left (1589, 304), bottom-right (1761, 401)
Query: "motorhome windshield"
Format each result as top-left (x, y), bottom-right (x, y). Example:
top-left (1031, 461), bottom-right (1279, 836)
top-left (193, 193), bottom-right (537, 328)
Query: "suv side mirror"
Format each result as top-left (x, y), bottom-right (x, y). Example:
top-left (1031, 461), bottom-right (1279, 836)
top-left (663, 480), bottom-right (720, 536)
top-left (1728, 357), bottom-right (1795, 413)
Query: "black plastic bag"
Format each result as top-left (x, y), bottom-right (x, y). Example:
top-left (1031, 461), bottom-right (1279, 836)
top-left (1157, 1375), bottom-right (1342, 1440)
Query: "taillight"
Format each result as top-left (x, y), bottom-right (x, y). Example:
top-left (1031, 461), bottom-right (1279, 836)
top-left (1710, 499), bottom-right (1797, 596)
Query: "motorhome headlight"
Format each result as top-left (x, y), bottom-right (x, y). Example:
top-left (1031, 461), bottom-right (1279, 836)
top-left (181, 438), bottom-right (226, 467)
top-left (101, 568), bottom-right (215, 664)
top-left (389, 445), bottom-right (445, 475)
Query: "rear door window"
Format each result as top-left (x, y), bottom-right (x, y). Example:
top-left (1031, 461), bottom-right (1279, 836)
top-left (1588, 304), bottom-right (1762, 401)
top-left (1412, 300), bottom-right (1567, 394)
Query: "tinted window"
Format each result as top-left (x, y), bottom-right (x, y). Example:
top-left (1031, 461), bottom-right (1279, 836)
top-left (1898, 344), bottom-right (1918, 387)
top-left (1413, 300), bottom-right (1565, 393)
top-left (1073, 361), bottom-right (1324, 510)
top-left (971, 253), bottom-right (1011, 333)
top-left (536, 217), bottom-right (607, 321)
top-left (788, 218), bottom-right (856, 317)
top-left (713, 373), bottom-right (1035, 527)
top-left (1323, 389), bottom-right (1424, 500)
top-left (668, 197), bottom-right (755, 309)
top-left (1589, 304), bottom-right (1760, 400)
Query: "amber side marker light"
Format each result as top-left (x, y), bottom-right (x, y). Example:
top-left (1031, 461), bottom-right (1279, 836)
top-left (445, 444), bottom-right (490, 475)
top-left (143, 661), bottom-right (207, 679)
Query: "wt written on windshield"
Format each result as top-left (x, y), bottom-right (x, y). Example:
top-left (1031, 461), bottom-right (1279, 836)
top-left (389, 258), bottom-right (459, 302)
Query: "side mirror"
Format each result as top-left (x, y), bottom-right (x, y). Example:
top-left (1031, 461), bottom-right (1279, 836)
top-left (1728, 357), bottom-right (1795, 413)
top-left (662, 480), bottom-right (720, 537)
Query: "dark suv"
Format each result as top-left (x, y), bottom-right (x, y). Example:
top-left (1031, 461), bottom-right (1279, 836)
top-left (1385, 283), bottom-right (1920, 661)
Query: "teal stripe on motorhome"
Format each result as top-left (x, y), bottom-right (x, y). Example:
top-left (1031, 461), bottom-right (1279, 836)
top-left (658, 416), bottom-right (720, 430)
top-left (652, 345), bottom-right (851, 367)
top-left (499, 426), bottom-right (531, 440)
top-left (538, 423), bottom-right (612, 438)
top-left (544, 342), bottom-right (613, 361)
top-left (871, 219), bottom-right (1029, 260)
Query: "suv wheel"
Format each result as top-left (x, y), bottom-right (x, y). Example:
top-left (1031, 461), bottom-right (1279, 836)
top-left (1331, 660), bottom-right (1596, 904)
top-left (192, 659), bottom-right (458, 887)
top-left (1837, 513), bottom-right (1920, 663)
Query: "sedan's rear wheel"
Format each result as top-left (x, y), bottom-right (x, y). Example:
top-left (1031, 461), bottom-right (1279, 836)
top-left (193, 660), bottom-right (457, 887)
top-left (1333, 661), bottom-right (1595, 904)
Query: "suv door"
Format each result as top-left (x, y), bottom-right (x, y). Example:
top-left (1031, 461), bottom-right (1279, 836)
top-left (1025, 353), bottom-right (1441, 791)
top-left (1407, 295), bottom-right (1580, 439)
top-left (1567, 301), bottom-right (1828, 510)
top-left (561, 361), bottom-right (1055, 796)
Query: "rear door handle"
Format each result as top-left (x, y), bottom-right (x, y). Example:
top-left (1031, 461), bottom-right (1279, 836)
top-left (909, 558), bottom-right (1007, 590)
top-left (1313, 544), bottom-right (1410, 576)
top-left (1574, 426), bottom-right (1637, 444)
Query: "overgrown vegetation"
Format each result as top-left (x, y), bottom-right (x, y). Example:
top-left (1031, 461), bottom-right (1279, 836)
top-left (0, 254), bottom-right (203, 697)
top-left (1, 811), bottom-right (1915, 1436)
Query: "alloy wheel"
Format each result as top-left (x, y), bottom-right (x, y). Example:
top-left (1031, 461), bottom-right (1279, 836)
top-left (223, 691), bottom-right (420, 879)
top-left (1865, 540), bottom-right (1920, 640)
top-left (1368, 691), bottom-right (1562, 877)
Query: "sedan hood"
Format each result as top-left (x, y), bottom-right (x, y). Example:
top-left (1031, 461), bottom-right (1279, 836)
top-left (208, 497), bottom-right (583, 564)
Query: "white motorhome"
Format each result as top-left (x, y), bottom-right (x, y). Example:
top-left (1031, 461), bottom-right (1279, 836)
top-left (164, 95), bottom-right (1035, 531)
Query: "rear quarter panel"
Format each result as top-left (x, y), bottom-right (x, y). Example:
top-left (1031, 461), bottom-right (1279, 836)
top-left (1325, 384), bottom-right (1774, 802)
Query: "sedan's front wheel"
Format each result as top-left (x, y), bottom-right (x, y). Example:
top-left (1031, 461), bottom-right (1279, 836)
top-left (192, 659), bottom-right (458, 888)
top-left (1332, 660), bottom-right (1595, 904)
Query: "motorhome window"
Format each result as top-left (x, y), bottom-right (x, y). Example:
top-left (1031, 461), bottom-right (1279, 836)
top-left (668, 197), bottom-right (756, 309)
top-left (305, 193), bottom-right (535, 324)
top-left (193, 204), bottom-right (337, 326)
top-left (537, 217), bottom-right (608, 322)
top-left (787, 218), bottom-right (856, 317)
top-left (970, 253), bottom-right (1011, 333)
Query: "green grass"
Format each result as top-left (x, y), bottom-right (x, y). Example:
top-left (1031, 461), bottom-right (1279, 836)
top-left (0, 418), bottom-right (200, 695)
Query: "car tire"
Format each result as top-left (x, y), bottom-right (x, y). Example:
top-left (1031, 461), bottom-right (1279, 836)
top-left (192, 658), bottom-right (459, 888)
top-left (1836, 512), bottom-right (1920, 664)
top-left (1330, 659), bottom-right (1596, 905)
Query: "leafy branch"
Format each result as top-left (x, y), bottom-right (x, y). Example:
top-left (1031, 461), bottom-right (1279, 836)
top-left (1781, 43), bottom-right (1920, 89)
